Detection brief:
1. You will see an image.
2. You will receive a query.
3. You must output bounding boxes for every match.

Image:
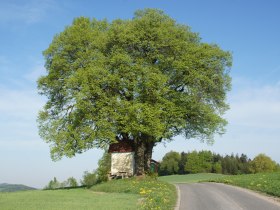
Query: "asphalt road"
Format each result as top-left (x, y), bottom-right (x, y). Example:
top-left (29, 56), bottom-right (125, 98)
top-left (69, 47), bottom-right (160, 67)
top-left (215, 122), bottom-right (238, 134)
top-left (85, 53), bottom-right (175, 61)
top-left (177, 183), bottom-right (280, 210)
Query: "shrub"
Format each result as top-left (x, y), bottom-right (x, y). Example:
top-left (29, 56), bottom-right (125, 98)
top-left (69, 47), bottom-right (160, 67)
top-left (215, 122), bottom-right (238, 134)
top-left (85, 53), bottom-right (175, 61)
top-left (249, 153), bottom-right (278, 173)
top-left (96, 151), bottom-right (111, 183)
top-left (67, 177), bottom-right (78, 187)
top-left (81, 171), bottom-right (97, 188)
top-left (44, 177), bottom-right (61, 190)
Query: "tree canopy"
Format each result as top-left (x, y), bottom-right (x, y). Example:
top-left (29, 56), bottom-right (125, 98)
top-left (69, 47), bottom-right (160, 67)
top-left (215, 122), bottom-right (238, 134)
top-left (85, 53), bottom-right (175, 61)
top-left (159, 151), bottom-right (181, 175)
top-left (249, 153), bottom-right (278, 173)
top-left (38, 9), bottom-right (232, 174)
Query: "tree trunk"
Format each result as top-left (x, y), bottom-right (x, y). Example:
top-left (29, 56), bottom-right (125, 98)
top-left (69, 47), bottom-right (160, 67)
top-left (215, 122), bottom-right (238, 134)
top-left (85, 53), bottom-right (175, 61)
top-left (134, 138), bottom-right (145, 175)
top-left (134, 136), bottom-right (155, 175)
top-left (144, 142), bottom-right (154, 172)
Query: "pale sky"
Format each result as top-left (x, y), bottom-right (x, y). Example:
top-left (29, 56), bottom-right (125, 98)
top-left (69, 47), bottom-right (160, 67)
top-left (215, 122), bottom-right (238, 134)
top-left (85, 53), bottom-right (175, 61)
top-left (1, 0), bottom-right (280, 188)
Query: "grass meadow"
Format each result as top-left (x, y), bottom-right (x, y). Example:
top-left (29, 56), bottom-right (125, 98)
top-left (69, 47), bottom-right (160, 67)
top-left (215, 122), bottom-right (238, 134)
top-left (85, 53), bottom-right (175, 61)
top-left (158, 173), bottom-right (226, 184)
top-left (159, 172), bottom-right (280, 198)
top-left (0, 177), bottom-right (176, 210)
top-left (0, 188), bottom-right (139, 210)
top-left (91, 177), bottom-right (177, 210)
top-left (208, 172), bottom-right (280, 197)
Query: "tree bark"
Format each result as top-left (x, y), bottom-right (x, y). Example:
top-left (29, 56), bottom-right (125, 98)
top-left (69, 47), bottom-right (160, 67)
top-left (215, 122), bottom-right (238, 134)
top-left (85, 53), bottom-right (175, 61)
top-left (134, 138), bottom-right (145, 175)
top-left (134, 136), bottom-right (155, 175)
top-left (144, 141), bottom-right (154, 172)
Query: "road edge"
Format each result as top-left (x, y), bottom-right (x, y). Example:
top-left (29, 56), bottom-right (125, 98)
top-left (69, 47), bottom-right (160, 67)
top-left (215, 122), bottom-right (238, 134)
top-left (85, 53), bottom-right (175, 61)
top-left (174, 184), bottom-right (181, 210)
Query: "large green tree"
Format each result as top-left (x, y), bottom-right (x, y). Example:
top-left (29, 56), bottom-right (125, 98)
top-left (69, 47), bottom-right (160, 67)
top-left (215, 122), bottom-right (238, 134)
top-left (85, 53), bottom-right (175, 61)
top-left (38, 9), bottom-right (232, 175)
top-left (159, 151), bottom-right (181, 175)
top-left (184, 150), bottom-right (213, 173)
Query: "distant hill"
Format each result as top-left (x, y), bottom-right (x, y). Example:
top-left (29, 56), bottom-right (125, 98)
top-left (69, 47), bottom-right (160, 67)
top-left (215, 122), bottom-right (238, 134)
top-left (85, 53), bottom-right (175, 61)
top-left (0, 183), bottom-right (37, 192)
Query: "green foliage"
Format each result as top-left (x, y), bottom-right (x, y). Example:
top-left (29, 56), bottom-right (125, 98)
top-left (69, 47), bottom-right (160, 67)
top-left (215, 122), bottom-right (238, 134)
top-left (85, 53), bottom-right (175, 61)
top-left (96, 151), bottom-right (111, 183)
top-left (276, 164), bottom-right (280, 172)
top-left (45, 177), bottom-right (80, 189)
top-left (159, 150), bottom-right (257, 176)
top-left (66, 177), bottom-right (78, 187)
top-left (238, 154), bottom-right (250, 174)
top-left (178, 152), bottom-right (188, 174)
top-left (184, 151), bottom-right (213, 173)
top-left (80, 151), bottom-right (110, 187)
top-left (80, 171), bottom-right (97, 188)
top-left (159, 151), bottom-right (181, 175)
top-left (221, 154), bottom-right (251, 175)
top-left (0, 189), bottom-right (139, 210)
top-left (249, 153), bottom-right (278, 173)
top-left (45, 177), bottom-right (61, 190)
top-left (221, 155), bottom-right (239, 175)
top-left (184, 151), bottom-right (200, 173)
top-left (212, 162), bottom-right (222, 174)
top-left (37, 8), bottom-right (231, 162)
top-left (211, 172), bottom-right (280, 197)
top-left (92, 177), bottom-right (176, 210)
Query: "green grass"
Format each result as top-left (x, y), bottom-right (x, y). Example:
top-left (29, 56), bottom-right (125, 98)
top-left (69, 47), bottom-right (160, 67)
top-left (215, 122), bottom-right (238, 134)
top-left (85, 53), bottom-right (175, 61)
top-left (0, 188), bottom-right (139, 210)
top-left (208, 172), bottom-right (280, 197)
top-left (159, 172), bottom-right (280, 198)
top-left (91, 177), bottom-right (177, 210)
top-left (159, 173), bottom-right (227, 184)
top-left (0, 178), bottom-right (177, 210)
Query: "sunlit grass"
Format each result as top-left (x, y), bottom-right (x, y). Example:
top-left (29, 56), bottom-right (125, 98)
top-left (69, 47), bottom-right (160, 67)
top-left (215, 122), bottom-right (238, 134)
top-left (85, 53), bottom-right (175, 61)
top-left (159, 173), bottom-right (227, 183)
top-left (91, 177), bottom-right (177, 210)
top-left (0, 188), bottom-right (139, 210)
top-left (0, 177), bottom-right (178, 210)
top-left (208, 172), bottom-right (280, 197)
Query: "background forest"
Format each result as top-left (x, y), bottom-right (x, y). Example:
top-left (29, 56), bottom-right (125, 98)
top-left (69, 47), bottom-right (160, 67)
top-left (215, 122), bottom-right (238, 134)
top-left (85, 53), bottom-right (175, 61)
top-left (158, 151), bottom-right (280, 176)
